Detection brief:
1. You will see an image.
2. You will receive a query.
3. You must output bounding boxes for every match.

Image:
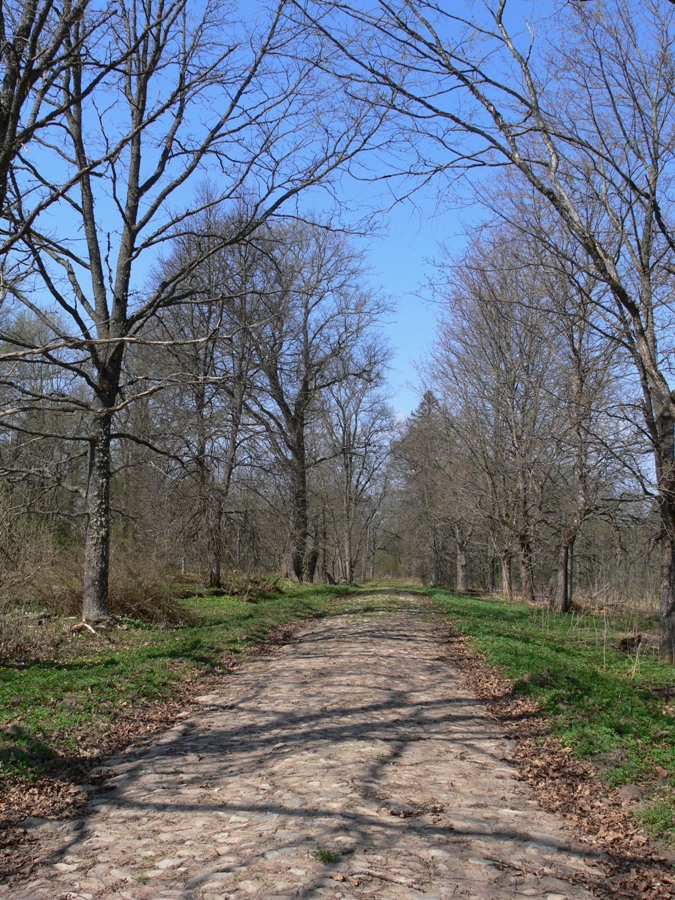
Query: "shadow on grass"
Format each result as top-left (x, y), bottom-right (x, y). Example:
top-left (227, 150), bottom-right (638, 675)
top-left (0, 726), bottom-right (57, 777)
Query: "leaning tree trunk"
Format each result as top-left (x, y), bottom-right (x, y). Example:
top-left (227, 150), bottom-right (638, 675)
top-left (656, 410), bottom-right (675, 662)
top-left (83, 407), bottom-right (114, 619)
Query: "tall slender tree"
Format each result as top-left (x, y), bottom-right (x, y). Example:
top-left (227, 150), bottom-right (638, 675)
top-left (316, 348), bottom-right (392, 583)
top-left (245, 222), bottom-right (386, 581)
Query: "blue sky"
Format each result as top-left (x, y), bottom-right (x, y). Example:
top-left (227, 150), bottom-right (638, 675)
top-left (356, 181), bottom-right (482, 418)
top-left (367, 205), bottom-right (443, 418)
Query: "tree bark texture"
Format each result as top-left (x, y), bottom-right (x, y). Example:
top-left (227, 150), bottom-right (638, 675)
top-left (551, 542), bottom-right (572, 614)
top-left (455, 524), bottom-right (468, 594)
top-left (83, 409), bottom-right (113, 619)
top-left (656, 411), bottom-right (675, 662)
top-left (500, 550), bottom-right (513, 600)
top-left (287, 457), bottom-right (309, 581)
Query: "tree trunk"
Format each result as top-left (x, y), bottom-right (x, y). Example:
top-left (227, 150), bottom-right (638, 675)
top-left (659, 538), bottom-right (675, 662)
top-left (83, 410), bottom-right (113, 619)
top-left (656, 410), bottom-right (675, 662)
top-left (343, 531), bottom-right (354, 584)
top-left (500, 550), bottom-right (513, 599)
top-left (335, 546), bottom-right (344, 581)
top-left (486, 535), bottom-right (496, 594)
top-left (342, 492), bottom-right (354, 582)
top-left (430, 531), bottom-right (445, 586)
top-left (320, 508), bottom-right (330, 584)
top-left (455, 524), bottom-right (468, 593)
top-left (287, 458), bottom-right (309, 581)
top-left (305, 544), bottom-right (319, 583)
top-left (206, 496), bottom-right (222, 589)
top-left (303, 515), bottom-right (319, 583)
top-left (342, 449), bottom-right (355, 583)
top-left (371, 533), bottom-right (376, 580)
top-left (551, 542), bottom-right (572, 613)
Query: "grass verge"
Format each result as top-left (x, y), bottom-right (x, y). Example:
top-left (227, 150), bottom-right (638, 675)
top-left (429, 589), bottom-right (675, 846)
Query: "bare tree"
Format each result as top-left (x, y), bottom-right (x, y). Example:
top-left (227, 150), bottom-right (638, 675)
top-left (1, 0), bottom-right (84, 219)
top-left (1, 0), bottom-right (383, 617)
top-left (137, 210), bottom-right (266, 586)
top-left (245, 221), bottom-right (386, 581)
top-left (316, 347), bottom-right (392, 583)
top-left (520, 234), bottom-right (619, 612)
top-left (297, 0), bottom-right (675, 657)
top-left (431, 238), bottom-right (560, 603)
top-left (0, 0), bottom-right (152, 257)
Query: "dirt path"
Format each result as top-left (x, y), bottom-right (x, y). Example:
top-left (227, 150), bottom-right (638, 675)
top-left (3, 595), bottom-right (606, 899)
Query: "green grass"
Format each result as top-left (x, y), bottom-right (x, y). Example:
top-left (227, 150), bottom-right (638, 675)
top-left (429, 589), bottom-right (675, 844)
top-left (0, 582), bottom-right (356, 783)
top-left (311, 847), bottom-right (341, 863)
top-left (638, 790), bottom-right (675, 840)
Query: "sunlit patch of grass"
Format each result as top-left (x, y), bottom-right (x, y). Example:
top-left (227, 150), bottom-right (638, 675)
top-left (638, 790), bottom-right (675, 846)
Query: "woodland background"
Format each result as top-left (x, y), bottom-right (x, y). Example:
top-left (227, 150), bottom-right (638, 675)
top-left (0, 0), bottom-right (673, 654)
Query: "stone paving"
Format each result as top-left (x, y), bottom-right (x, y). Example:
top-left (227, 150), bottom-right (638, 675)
top-left (2, 596), bottom-right (606, 898)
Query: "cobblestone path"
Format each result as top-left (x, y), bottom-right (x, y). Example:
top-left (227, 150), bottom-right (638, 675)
top-left (4, 597), bottom-right (605, 898)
